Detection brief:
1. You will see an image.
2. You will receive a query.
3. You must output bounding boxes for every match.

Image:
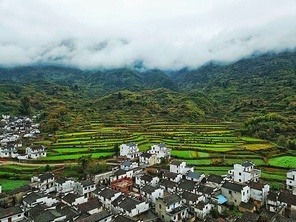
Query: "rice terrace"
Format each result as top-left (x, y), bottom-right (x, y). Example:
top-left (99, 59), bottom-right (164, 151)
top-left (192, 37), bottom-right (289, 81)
top-left (1, 120), bottom-right (292, 191)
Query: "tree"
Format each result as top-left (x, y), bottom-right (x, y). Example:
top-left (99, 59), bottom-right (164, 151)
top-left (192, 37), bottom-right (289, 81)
top-left (78, 154), bottom-right (92, 180)
top-left (114, 144), bottom-right (119, 157)
top-left (19, 96), bottom-right (31, 116)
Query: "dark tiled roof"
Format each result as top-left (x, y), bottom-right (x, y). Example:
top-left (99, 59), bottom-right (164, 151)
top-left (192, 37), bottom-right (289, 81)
top-left (141, 184), bottom-right (158, 194)
top-left (164, 171), bottom-right (179, 180)
top-left (178, 179), bottom-right (196, 192)
top-left (126, 142), bottom-right (137, 147)
top-left (170, 160), bottom-right (182, 166)
top-left (99, 188), bottom-right (120, 199)
top-left (121, 160), bottom-right (132, 166)
top-left (27, 204), bottom-right (47, 217)
top-left (76, 210), bottom-right (111, 222)
top-left (181, 191), bottom-right (201, 202)
top-left (187, 171), bottom-right (200, 179)
top-left (237, 212), bottom-right (259, 222)
top-left (34, 209), bottom-right (63, 222)
top-left (159, 179), bottom-right (177, 189)
top-left (135, 209), bottom-right (159, 221)
top-left (81, 179), bottom-right (95, 187)
top-left (77, 199), bottom-right (101, 213)
top-left (118, 196), bottom-right (141, 212)
top-left (0, 206), bottom-right (23, 219)
top-left (267, 191), bottom-right (278, 202)
top-left (140, 152), bottom-right (153, 158)
top-left (23, 192), bottom-right (45, 205)
top-left (38, 172), bottom-right (54, 182)
top-left (141, 174), bottom-right (153, 182)
top-left (56, 203), bottom-right (80, 220)
top-left (113, 215), bottom-right (136, 222)
top-left (242, 161), bottom-right (254, 167)
top-left (249, 181), bottom-right (264, 191)
top-left (114, 169), bottom-right (128, 176)
top-left (222, 181), bottom-right (244, 192)
top-left (163, 194), bottom-right (180, 205)
top-left (207, 174), bottom-right (223, 184)
top-left (197, 185), bottom-right (215, 195)
top-left (55, 177), bottom-right (68, 184)
top-left (111, 194), bottom-right (126, 207)
top-left (278, 192), bottom-right (296, 205)
top-left (62, 193), bottom-right (82, 204)
top-left (195, 201), bottom-right (206, 210)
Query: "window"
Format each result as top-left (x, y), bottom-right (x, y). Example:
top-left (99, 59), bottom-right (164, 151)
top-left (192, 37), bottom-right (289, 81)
top-left (239, 179), bottom-right (241, 182)
top-left (239, 172), bottom-right (242, 176)
top-left (159, 204), bottom-right (161, 209)
top-left (229, 190), bottom-right (232, 194)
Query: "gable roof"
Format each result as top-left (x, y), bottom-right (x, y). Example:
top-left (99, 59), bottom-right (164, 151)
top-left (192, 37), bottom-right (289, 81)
top-left (55, 177), bottom-right (68, 184)
top-left (163, 194), bottom-right (181, 205)
top-left (207, 174), bottom-right (223, 184)
top-left (113, 215), bottom-right (136, 222)
top-left (222, 181), bottom-right (245, 192)
top-left (278, 192), bottom-right (296, 205)
top-left (63, 193), bottom-right (82, 204)
top-left (140, 152), bottom-right (153, 158)
top-left (159, 179), bottom-right (177, 189)
top-left (141, 174), bottom-right (153, 182)
top-left (141, 184), bottom-right (158, 194)
top-left (23, 192), bottom-right (45, 205)
top-left (0, 206), bottom-right (23, 219)
top-left (178, 179), bottom-right (196, 192)
top-left (242, 161), bottom-right (254, 167)
top-left (81, 179), bottom-right (95, 187)
top-left (114, 169), bottom-right (128, 176)
top-left (99, 188), bottom-right (120, 199)
top-left (118, 196), bottom-right (141, 212)
top-left (187, 171), bottom-right (200, 179)
top-left (181, 191), bottom-right (201, 202)
top-left (197, 185), bottom-right (215, 195)
top-left (76, 210), bottom-right (111, 222)
top-left (164, 171), bottom-right (179, 180)
top-left (249, 181), bottom-right (265, 191)
top-left (77, 199), bottom-right (101, 213)
top-left (38, 172), bottom-right (54, 182)
top-left (33, 209), bottom-right (63, 222)
top-left (121, 160), bottom-right (132, 166)
top-left (170, 160), bottom-right (182, 166)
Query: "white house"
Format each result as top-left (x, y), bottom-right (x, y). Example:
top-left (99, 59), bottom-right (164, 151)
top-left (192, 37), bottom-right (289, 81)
top-left (163, 171), bottom-right (182, 183)
top-left (148, 143), bottom-right (171, 163)
top-left (31, 172), bottom-right (55, 193)
top-left (74, 179), bottom-right (96, 199)
top-left (228, 161), bottom-right (261, 183)
top-left (195, 201), bottom-right (212, 220)
top-left (170, 160), bottom-right (194, 175)
top-left (140, 184), bottom-right (164, 204)
top-left (186, 171), bottom-right (205, 183)
top-left (26, 145), bottom-right (46, 159)
top-left (62, 193), bottom-right (85, 206)
top-left (22, 192), bottom-right (58, 210)
top-left (249, 181), bottom-right (270, 206)
top-left (0, 206), bottom-right (24, 222)
top-left (139, 152), bottom-right (157, 166)
top-left (0, 146), bottom-right (18, 158)
top-left (221, 181), bottom-right (250, 206)
top-left (120, 142), bottom-right (141, 159)
top-left (110, 169), bottom-right (133, 182)
top-left (120, 160), bottom-right (138, 170)
top-left (155, 194), bottom-right (188, 222)
top-left (135, 173), bottom-right (160, 187)
top-left (286, 169), bottom-right (296, 195)
top-left (98, 188), bottom-right (122, 209)
top-left (55, 177), bottom-right (75, 195)
top-left (117, 196), bottom-right (149, 217)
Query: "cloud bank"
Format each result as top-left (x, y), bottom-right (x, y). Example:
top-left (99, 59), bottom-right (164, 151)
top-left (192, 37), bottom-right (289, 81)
top-left (0, 0), bottom-right (296, 69)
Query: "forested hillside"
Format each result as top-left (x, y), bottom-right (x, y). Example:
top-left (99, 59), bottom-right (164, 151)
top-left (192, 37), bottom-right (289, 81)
top-left (0, 51), bottom-right (295, 148)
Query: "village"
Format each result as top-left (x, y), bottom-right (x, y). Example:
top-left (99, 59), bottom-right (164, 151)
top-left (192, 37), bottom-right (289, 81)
top-left (0, 115), bottom-right (296, 222)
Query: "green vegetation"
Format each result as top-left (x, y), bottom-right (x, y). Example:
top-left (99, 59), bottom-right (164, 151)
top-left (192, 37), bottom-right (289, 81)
top-left (1, 180), bottom-right (29, 192)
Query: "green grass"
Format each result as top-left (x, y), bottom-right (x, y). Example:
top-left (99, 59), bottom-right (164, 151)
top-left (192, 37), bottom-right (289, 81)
top-left (268, 156), bottom-right (296, 168)
top-left (0, 179), bottom-right (29, 192)
top-left (171, 150), bottom-right (198, 158)
top-left (43, 152), bottom-right (113, 161)
top-left (240, 136), bottom-right (265, 142)
top-left (182, 159), bottom-right (212, 165)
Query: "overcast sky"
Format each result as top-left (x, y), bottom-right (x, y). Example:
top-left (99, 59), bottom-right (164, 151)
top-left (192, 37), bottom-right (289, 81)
top-left (0, 0), bottom-right (295, 69)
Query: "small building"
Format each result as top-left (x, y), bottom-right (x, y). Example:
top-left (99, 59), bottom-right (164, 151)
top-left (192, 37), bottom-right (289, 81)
top-left (140, 184), bottom-right (164, 204)
top-left (31, 172), bottom-right (55, 193)
top-left (139, 152), bottom-right (157, 166)
top-left (0, 206), bottom-right (24, 222)
top-left (55, 177), bottom-right (75, 195)
top-left (186, 171), bottom-right (205, 183)
top-left (159, 179), bottom-right (178, 193)
top-left (76, 210), bottom-right (112, 222)
top-left (249, 181), bottom-right (270, 207)
top-left (111, 177), bottom-right (133, 194)
top-left (135, 173), bottom-right (160, 187)
top-left (25, 145), bottom-right (46, 159)
top-left (117, 196), bottom-right (149, 217)
top-left (195, 201), bottom-right (212, 220)
top-left (286, 169), bottom-right (296, 195)
top-left (120, 142), bottom-right (141, 159)
top-left (221, 181), bottom-right (250, 206)
top-left (0, 146), bottom-right (18, 158)
top-left (74, 179), bottom-right (96, 199)
top-left (228, 161), bottom-right (261, 183)
top-left (148, 143), bottom-right (171, 163)
top-left (110, 169), bottom-right (133, 182)
top-left (62, 193), bottom-right (85, 206)
top-left (120, 160), bottom-right (138, 171)
top-left (98, 188), bottom-right (122, 209)
top-left (163, 171), bottom-right (182, 183)
top-left (170, 161), bottom-right (194, 175)
top-left (155, 193), bottom-right (188, 222)
top-left (77, 198), bottom-right (102, 215)
top-left (22, 192), bottom-right (58, 210)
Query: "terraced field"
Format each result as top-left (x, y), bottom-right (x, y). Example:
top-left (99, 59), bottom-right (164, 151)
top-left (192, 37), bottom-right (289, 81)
top-left (1, 121), bottom-right (292, 191)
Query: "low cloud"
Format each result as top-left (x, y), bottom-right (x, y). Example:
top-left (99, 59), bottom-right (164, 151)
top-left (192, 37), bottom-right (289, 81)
top-left (0, 0), bottom-right (295, 70)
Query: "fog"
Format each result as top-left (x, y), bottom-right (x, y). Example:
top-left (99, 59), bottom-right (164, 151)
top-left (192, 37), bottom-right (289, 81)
top-left (0, 0), bottom-right (295, 69)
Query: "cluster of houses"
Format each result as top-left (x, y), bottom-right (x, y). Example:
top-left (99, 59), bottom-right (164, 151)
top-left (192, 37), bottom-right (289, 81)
top-left (0, 115), bottom-right (47, 160)
top-left (0, 142), bottom-right (296, 221)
